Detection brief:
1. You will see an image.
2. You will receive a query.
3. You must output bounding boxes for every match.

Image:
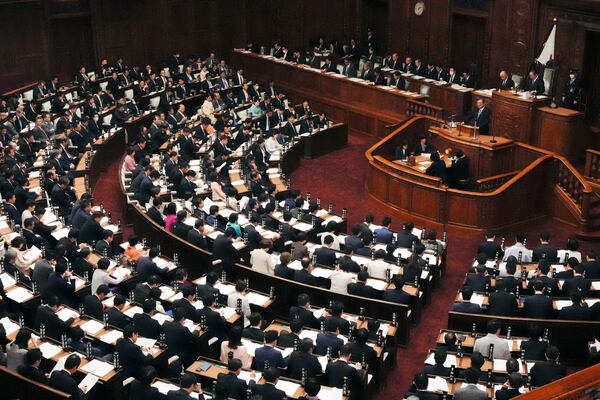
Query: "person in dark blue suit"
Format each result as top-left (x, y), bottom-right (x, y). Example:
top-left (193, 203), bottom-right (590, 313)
top-left (463, 99), bottom-right (491, 134)
top-left (520, 69), bottom-right (545, 95)
top-left (316, 320), bottom-right (344, 357)
top-left (383, 275), bottom-right (412, 304)
top-left (451, 286), bottom-right (482, 313)
top-left (253, 330), bottom-right (286, 371)
top-left (374, 216), bottom-right (393, 244)
top-left (425, 152), bottom-right (448, 183)
top-left (314, 235), bottom-right (337, 267)
top-left (294, 258), bottom-right (322, 287)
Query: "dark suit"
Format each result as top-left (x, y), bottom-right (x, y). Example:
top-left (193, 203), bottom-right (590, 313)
top-left (325, 360), bottom-right (363, 399)
top-left (464, 106), bottom-right (491, 134)
top-left (17, 364), bottom-right (49, 385)
top-left (167, 389), bottom-right (202, 400)
top-left (129, 380), bottom-right (167, 400)
top-left (242, 327), bottom-right (265, 342)
top-left (451, 301), bottom-right (482, 314)
top-left (162, 320), bottom-right (199, 367)
top-left (289, 306), bottom-right (321, 329)
top-left (347, 282), bottom-right (383, 299)
top-left (197, 307), bottom-right (227, 339)
top-left (136, 256), bottom-right (167, 283)
top-left (529, 361), bottom-right (566, 386)
top-left (477, 240), bottom-right (504, 260)
top-left (287, 351), bottom-right (322, 379)
top-left (495, 388), bottom-right (521, 400)
top-left (107, 306), bottom-right (130, 329)
top-left (294, 269), bottom-right (321, 287)
top-left (465, 273), bottom-right (491, 292)
top-left (133, 313), bottom-right (162, 340)
top-left (147, 207), bottom-right (165, 227)
top-left (316, 331), bottom-right (344, 357)
top-left (253, 345), bottom-right (285, 371)
top-left (49, 370), bottom-right (84, 400)
top-left (521, 77), bottom-right (545, 95)
top-left (274, 263), bottom-right (295, 280)
top-left (83, 294), bottom-right (104, 320)
top-left (521, 339), bottom-right (548, 361)
top-left (523, 294), bottom-right (554, 319)
top-left (212, 234), bottom-right (239, 273)
top-left (314, 246), bottom-right (336, 267)
top-left (423, 363), bottom-right (451, 377)
top-left (187, 229), bottom-right (207, 249)
top-left (217, 372), bottom-right (250, 400)
top-left (562, 276), bottom-right (591, 296)
top-left (252, 382), bottom-right (286, 400)
top-left (532, 244), bottom-right (558, 262)
top-left (243, 224), bottom-right (262, 251)
top-left (42, 273), bottom-right (77, 308)
top-left (115, 337), bottom-right (153, 378)
top-left (558, 304), bottom-right (591, 320)
top-left (488, 290), bottom-right (518, 316)
top-left (497, 78), bottom-right (515, 90)
top-left (278, 331), bottom-right (300, 348)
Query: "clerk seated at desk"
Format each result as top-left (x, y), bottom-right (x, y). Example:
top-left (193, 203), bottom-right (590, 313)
top-left (448, 149), bottom-right (470, 189)
top-left (413, 136), bottom-right (435, 155)
top-left (394, 140), bottom-right (409, 160)
top-left (497, 70), bottom-right (515, 90)
top-left (520, 69), bottom-right (545, 95)
top-left (425, 152), bottom-right (447, 183)
top-left (463, 99), bottom-right (490, 134)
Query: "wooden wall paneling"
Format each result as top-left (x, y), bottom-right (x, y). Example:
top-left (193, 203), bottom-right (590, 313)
top-left (388, 0), bottom-right (410, 55)
top-left (0, 1), bottom-right (47, 92)
top-left (487, 0), bottom-right (511, 86)
top-left (427, 0), bottom-right (451, 66)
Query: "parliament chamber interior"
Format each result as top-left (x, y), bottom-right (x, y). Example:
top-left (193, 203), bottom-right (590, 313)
top-left (1, 0), bottom-right (600, 399)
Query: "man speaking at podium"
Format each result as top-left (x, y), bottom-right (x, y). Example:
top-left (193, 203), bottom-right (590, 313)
top-left (463, 99), bottom-right (491, 134)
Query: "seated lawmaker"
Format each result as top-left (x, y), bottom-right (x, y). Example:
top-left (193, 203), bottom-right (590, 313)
top-left (448, 149), bottom-right (470, 189)
top-left (520, 69), bottom-right (545, 95)
top-left (463, 99), bottom-right (490, 134)
top-left (394, 140), bottom-right (409, 160)
top-left (425, 152), bottom-right (447, 182)
top-left (413, 135), bottom-right (434, 155)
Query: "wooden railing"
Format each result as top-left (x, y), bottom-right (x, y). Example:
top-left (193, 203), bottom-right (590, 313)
top-left (555, 155), bottom-right (592, 228)
top-left (516, 363), bottom-right (600, 399)
top-left (476, 171), bottom-right (519, 192)
top-left (406, 98), bottom-right (444, 121)
top-left (584, 148), bottom-right (600, 185)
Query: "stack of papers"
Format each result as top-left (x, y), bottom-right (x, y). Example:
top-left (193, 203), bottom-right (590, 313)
top-left (0, 317), bottom-right (20, 336)
top-left (238, 370), bottom-right (260, 384)
top-left (78, 374), bottom-right (99, 392)
top-left (38, 341), bottom-right (63, 359)
top-left (124, 306), bottom-right (143, 318)
top-left (6, 287), bottom-right (34, 303)
top-left (425, 353), bottom-right (456, 368)
top-left (317, 387), bottom-right (343, 400)
top-left (55, 308), bottom-right (79, 322)
top-left (80, 358), bottom-right (114, 377)
top-left (246, 292), bottom-right (269, 306)
top-left (99, 330), bottom-right (123, 344)
top-left (80, 319), bottom-right (105, 335)
top-left (427, 376), bottom-right (449, 392)
top-left (275, 380), bottom-right (300, 397)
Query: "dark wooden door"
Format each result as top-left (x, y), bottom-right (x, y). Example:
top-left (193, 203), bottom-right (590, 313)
top-left (583, 30), bottom-right (600, 122)
top-left (451, 14), bottom-right (486, 85)
top-left (50, 16), bottom-right (95, 82)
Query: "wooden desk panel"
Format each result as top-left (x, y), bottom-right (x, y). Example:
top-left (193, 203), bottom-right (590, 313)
top-left (231, 50), bottom-right (417, 137)
top-left (491, 90), bottom-right (551, 142)
top-left (429, 126), bottom-right (515, 178)
top-left (535, 107), bottom-right (584, 162)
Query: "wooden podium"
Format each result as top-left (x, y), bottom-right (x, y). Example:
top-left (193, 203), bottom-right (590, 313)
top-left (491, 90), bottom-right (551, 142)
top-left (534, 106), bottom-right (585, 161)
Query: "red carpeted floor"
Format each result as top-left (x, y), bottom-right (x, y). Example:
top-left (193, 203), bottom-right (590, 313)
top-left (287, 133), bottom-right (596, 399)
top-left (92, 133), bottom-right (596, 399)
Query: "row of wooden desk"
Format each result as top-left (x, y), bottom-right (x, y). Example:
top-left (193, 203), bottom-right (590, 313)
top-left (231, 50), bottom-right (585, 162)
